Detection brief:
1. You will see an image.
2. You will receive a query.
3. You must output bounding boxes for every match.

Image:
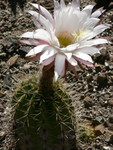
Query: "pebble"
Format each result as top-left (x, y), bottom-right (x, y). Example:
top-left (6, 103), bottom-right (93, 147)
top-left (3, 74), bottom-right (11, 86)
top-left (84, 96), bottom-right (93, 108)
top-left (97, 73), bottom-right (108, 86)
top-left (0, 52), bottom-right (6, 57)
top-left (22, 64), bottom-right (31, 70)
top-left (109, 116), bottom-right (113, 124)
top-left (108, 124), bottom-right (113, 131)
top-left (108, 99), bottom-right (113, 106)
top-left (94, 124), bottom-right (105, 136)
top-left (6, 54), bottom-right (19, 66)
top-left (86, 74), bottom-right (93, 83)
top-left (105, 130), bottom-right (113, 143)
top-left (0, 91), bottom-right (5, 98)
top-left (0, 130), bottom-right (5, 141)
top-left (94, 49), bottom-right (109, 64)
top-left (103, 146), bottom-right (111, 150)
top-left (0, 44), bottom-right (3, 53)
top-left (92, 117), bottom-right (103, 126)
top-left (110, 15), bottom-right (113, 22)
top-left (95, 65), bottom-right (102, 73)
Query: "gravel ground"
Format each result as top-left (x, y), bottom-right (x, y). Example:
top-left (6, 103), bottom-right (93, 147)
top-left (0, 0), bottom-right (113, 150)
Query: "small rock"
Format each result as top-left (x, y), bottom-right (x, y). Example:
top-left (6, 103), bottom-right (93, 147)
top-left (0, 52), bottom-right (6, 57)
top-left (95, 64), bottom-right (102, 73)
top-left (88, 84), bottom-right (94, 92)
top-left (94, 124), bottom-right (105, 136)
top-left (23, 64), bottom-right (31, 70)
top-left (97, 73), bottom-right (108, 86)
top-left (110, 15), bottom-right (113, 22)
top-left (105, 62), bottom-right (109, 67)
top-left (0, 103), bottom-right (4, 112)
top-left (86, 74), bottom-right (93, 83)
top-left (92, 117), bottom-right (103, 126)
top-left (110, 135), bottom-right (113, 143)
top-left (84, 96), bottom-right (93, 108)
top-left (105, 130), bottom-right (113, 144)
top-left (108, 124), bottom-right (113, 131)
top-left (80, 94), bottom-right (85, 100)
top-left (0, 44), bottom-right (3, 53)
top-left (6, 54), bottom-right (19, 66)
top-left (103, 146), bottom-right (111, 150)
top-left (104, 94), bottom-right (110, 99)
top-left (100, 98), bottom-right (108, 107)
top-left (104, 120), bottom-right (110, 128)
top-left (94, 49), bottom-right (110, 64)
top-left (0, 91), bottom-right (5, 98)
top-left (0, 130), bottom-right (5, 141)
top-left (109, 116), bottom-right (113, 124)
top-left (104, 121), bottom-right (113, 131)
top-left (108, 99), bottom-right (113, 106)
top-left (3, 74), bottom-right (11, 86)
top-left (111, 76), bottom-right (113, 82)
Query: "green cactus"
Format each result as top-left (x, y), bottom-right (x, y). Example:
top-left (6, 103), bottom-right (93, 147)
top-left (78, 122), bottom-right (95, 143)
top-left (12, 73), bottom-right (77, 150)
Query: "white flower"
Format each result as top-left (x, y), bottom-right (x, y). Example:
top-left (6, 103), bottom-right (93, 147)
top-left (20, 0), bottom-right (109, 80)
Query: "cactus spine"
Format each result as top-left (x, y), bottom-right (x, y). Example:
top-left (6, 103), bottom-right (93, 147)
top-left (12, 67), bottom-right (77, 150)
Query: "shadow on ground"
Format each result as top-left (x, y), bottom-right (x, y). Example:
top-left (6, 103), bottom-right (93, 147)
top-left (7, 0), bottom-right (26, 15)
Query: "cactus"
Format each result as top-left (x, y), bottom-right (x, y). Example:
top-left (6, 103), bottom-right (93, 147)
top-left (12, 68), bottom-right (77, 150)
top-left (78, 122), bottom-right (95, 143)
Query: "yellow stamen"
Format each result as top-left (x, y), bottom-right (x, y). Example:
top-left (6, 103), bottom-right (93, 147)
top-left (73, 30), bottom-right (86, 41)
top-left (57, 32), bottom-right (75, 47)
top-left (57, 30), bottom-right (86, 48)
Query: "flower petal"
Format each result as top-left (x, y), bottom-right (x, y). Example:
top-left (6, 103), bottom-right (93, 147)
top-left (43, 61), bottom-right (54, 72)
top-left (68, 61), bottom-right (78, 78)
top-left (30, 3), bottom-right (54, 25)
top-left (82, 5), bottom-right (94, 16)
top-left (76, 47), bottom-right (100, 55)
top-left (65, 53), bottom-right (72, 60)
top-left (19, 39), bottom-right (49, 46)
top-left (54, 0), bottom-right (60, 9)
top-left (81, 24), bottom-right (109, 40)
top-left (42, 55), bottom-right (55, 66)
top-left (83, 18), bottom-right (99, 29)
top-left (66, 43), bottom-right (79, 51)
top-left (54, 54), bottom-right (66, 80)
top-left (19, 39), bottom-right (39, 45)
top-left (92, 24), bottom-right (110, 38)
top-left (73, 55), bottom-right (94, 67)
top-left (79, 38), bottom-right (109, 48)
top-left (20, 31), bottom-right (35, 38)
top-left (68, 57), bottom-right (78, 66)
top-left (73, 52), bottom-right (93, 63)
top-left (71, 0), bottom-right (80, 9)
top-left (40, 48), bottom-right (56, 63)
top-left (32, 16), bottom-right (42, 28)
top-left (26, 44), bottom-right (48, 57)
top-left (20, 29), bottom-right (51, 43)
top-left (60, 0), bottom-right (66, 8)
top-left (20, 0), bottom-right (110, 80)
top-left (27, 10), bottom-right (53, 32)
top-left (91, 7), bottom-right (104, 18)
top-left (60, 63), bottom-right (67, 77)
top-left (26, 53), bottom-right (41, 61)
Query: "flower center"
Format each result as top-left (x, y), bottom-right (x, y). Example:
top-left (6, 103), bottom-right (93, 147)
top-left (57, 32), bottom-right (75, 47)
top-left (57, 30), bottom-right (86, 48)
top-left (72, 30), bottom-right (86, 41)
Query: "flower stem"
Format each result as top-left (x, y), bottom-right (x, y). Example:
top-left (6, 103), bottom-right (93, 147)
top-left (39, 66), bottom-right (54, 96)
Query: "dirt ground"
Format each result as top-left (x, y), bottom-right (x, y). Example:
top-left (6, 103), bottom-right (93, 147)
top-left (0, 0), bottom-right (113, 150)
